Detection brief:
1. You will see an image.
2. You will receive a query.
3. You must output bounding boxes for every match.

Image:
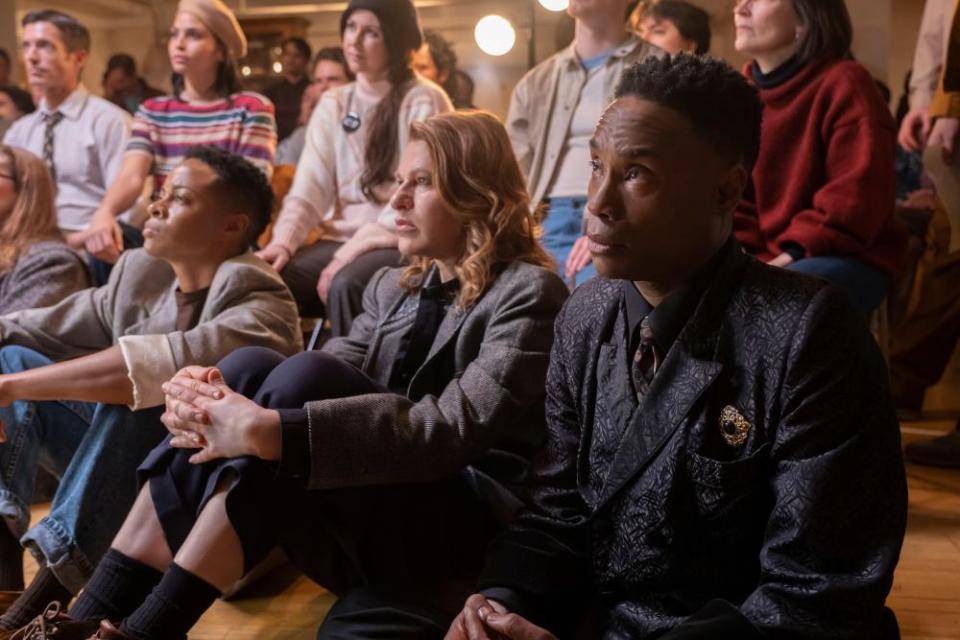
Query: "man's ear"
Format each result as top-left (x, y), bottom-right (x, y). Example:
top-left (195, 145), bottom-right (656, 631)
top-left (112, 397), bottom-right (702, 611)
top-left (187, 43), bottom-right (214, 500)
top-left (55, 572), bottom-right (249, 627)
top-left (71, 49), bottom-right (89, 72)
top-left (222, 211), bottom-right (251, 246)
top-left (717, 163), bottom-right (749, 216)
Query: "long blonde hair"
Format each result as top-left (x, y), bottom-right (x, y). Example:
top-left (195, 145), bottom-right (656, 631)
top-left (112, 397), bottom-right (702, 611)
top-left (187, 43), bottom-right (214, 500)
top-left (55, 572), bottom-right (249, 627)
top-left (0, 146), bottom-right (60, 271)
top-left (400, 111), bottom-right (553, 309)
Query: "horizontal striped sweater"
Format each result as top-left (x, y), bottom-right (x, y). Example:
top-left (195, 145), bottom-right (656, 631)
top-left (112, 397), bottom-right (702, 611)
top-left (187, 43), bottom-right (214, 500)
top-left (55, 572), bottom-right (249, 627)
top-left (127, 91), bottom-right (277, 185)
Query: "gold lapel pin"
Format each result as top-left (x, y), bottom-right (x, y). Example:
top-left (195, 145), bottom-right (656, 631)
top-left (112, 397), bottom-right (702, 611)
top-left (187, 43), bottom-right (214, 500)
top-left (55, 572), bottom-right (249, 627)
top-left (719, 405), bottom-right (751, 447)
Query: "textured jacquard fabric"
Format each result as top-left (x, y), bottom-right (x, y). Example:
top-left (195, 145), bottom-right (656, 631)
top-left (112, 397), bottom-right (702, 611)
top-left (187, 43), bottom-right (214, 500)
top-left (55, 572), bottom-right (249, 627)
top-left (480, 242), bottom-right (907, 639)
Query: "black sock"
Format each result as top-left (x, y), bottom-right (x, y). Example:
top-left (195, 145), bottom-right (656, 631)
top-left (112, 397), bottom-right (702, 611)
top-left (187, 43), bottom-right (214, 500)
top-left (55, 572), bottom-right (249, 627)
top-left (69, 549), bottom-right (163, 623)
top-left (0, 524), bottom-right (23, 591)
top-left (120, 563), bottom-right (220, 640)
top-left (0, 566), bottom-right (71, 630)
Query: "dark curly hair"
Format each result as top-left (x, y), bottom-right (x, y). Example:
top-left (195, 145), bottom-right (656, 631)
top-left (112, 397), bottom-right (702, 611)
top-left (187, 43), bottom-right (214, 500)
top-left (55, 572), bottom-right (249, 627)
top-left (615, 54), bottom-right (763, 171)
top-left (184, 146), bottom-right (273, 247)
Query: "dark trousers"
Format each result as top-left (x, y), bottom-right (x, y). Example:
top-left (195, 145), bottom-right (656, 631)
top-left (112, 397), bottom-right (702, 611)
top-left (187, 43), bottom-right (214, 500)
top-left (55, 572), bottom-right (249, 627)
top-left (281, 243), bottom-right (403, 337)
top-left (88, 222), bottom-right (144, 286)
top-left (144, 347), bottom-right (495, 639)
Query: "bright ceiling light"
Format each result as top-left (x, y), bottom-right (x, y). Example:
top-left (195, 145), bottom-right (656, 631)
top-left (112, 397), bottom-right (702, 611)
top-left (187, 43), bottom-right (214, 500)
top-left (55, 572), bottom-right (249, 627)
top-left (272, 61), bottom-right (283, 74)
top-left (241, 65), bottom-right (252, 77)
top-left (538, 0), bottom-right (569, 10)
top-left (475, 15), bottom-right (516, 57)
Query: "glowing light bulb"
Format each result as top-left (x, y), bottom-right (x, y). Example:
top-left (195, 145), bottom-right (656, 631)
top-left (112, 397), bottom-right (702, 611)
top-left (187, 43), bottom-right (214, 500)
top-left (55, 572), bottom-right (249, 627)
top-left (241, 65), bottom-right (252, 77)
top-left (272, 61), bottom-right (283, 74)
top-left (538, 0), bottom-right (569, 11)
top-left (474, 15), bottom-right (516, 57)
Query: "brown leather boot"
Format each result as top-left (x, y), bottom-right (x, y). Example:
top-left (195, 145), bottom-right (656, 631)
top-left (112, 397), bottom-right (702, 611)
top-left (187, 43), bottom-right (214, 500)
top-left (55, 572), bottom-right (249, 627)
top-left (0, 602), bottom-right (98, 640)
top-left (87, 620), bottom-right (134, 640)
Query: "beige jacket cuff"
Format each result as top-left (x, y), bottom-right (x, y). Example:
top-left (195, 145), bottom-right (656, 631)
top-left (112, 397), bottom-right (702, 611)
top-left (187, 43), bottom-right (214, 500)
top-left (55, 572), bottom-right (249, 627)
top-left (119, 334), bottom-right (177, 411)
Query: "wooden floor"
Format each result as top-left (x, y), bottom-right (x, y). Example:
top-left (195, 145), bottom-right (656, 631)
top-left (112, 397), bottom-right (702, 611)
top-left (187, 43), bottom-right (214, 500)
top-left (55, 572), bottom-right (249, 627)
top-left (24, 362), bottom-right (960, 639)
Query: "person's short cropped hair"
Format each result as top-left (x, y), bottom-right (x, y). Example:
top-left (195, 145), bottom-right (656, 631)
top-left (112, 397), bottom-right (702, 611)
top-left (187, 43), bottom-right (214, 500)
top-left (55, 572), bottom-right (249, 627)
top-left (648, 0), bottom-right (711, 54)
top-left (791, 0), bottom-right (852, 63)
top-left (184, 146), bottom-right (274, 246)
top-left (615, 54), bottom-right (762, 172)
top-left (22, 10), bottom-right (91, 53)
top-left (282, 36), bottom-right (312, 62)
top-left (313, 46), bottom-right (354, 81)
top-left (0, 86), bottom-right (36, 116)
top-left (105, 53), bottom-right (137, 78)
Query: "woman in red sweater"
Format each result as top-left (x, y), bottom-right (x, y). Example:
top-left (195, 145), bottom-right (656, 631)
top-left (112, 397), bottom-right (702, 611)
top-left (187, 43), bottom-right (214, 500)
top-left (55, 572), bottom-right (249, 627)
top-left (733, 0), bottom-right (905, 312)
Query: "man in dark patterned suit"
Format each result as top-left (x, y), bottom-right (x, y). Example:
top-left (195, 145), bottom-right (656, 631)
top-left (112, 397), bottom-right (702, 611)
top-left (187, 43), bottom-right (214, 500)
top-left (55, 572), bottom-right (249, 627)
top-left (446, 55), bottom-right (907, 640)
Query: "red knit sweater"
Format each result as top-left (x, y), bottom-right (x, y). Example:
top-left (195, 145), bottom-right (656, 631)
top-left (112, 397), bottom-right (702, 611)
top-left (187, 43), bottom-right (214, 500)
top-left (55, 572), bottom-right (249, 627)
top-left (734, 58), bottom-right (906, 276)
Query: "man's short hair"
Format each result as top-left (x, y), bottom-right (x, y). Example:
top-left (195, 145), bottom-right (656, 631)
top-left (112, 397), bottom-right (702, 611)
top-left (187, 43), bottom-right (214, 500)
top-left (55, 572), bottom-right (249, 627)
top-left (649, 1), bottom-right (711, 54)
top-left (313, 46), bottom-right (354, 81)
top-left (105, 53), bottom-right (137, 78)
top-left (22, 10), bottom-right (91, 53)
top-left (615, 55), bottom-right (762, 172)
top-left (184, 146), bottom-right (273, 247)
top-left (282, 37), bottom-right (312, 61)
top-left (0, 85), bottom-right (36, 115)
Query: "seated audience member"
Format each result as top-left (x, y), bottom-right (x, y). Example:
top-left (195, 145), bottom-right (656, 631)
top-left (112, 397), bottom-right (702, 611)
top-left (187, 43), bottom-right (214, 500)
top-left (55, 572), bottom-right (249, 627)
top-left (414, 30), bottom-right (462, 108)
top-left (2, 11), bottom-right (131, 253)
top-left (0, 146), bottom-right (90, 316)
top-left (510, 0), bottom-right (659, 289)
top-left (274, 47), bottom-right (352, 166)
top-left (0, 88), bottom-right (35, 140)
top-left (25, 110), bottom-right (569, 640)
top-left (452, 69), bottom-right (476, 110)
top-left (0, 147), bottom-right (300, 632)
top-left (264, 37), bottom-right (312, 142)
top-left (258, 0), bottom-right (451, 336)
top-left (732, 0), bottom-right (904, 313)
top-left (85, 0), bottom-right (277, 274)
top-left (635, 0), bottom-right (711, 55)
top-left (448, 54), bottom-right (907, 640)
top-left (0, 50), bottom-right (10, 86)
top-left (101, 54), bottom-right (164, 115)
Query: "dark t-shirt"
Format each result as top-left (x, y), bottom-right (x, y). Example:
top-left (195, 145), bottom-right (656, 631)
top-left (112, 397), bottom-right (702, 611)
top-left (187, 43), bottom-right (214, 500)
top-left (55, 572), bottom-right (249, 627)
top-left (175, 287), bottom-right (210, 332)
top-left (265, 77), bottom-right (310, 141)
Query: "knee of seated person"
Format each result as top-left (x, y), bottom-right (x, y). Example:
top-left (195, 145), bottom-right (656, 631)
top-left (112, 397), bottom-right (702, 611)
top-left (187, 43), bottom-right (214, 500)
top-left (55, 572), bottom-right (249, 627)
top-left (0, 345), bottom-right (50, 374)
top-left (327, 266), bottom-right (365, 302)
top-left (255, 351), bottom-right (359, 409)
top-left (217, 347), bottom-right (289, 394)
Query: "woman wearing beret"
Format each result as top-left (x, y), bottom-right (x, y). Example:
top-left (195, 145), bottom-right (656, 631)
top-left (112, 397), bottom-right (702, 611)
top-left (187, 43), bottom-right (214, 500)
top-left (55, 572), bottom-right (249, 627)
top-left (83, 0), bottom-right (277, 273)
top-left (257, 0), bottom-right (453, 337)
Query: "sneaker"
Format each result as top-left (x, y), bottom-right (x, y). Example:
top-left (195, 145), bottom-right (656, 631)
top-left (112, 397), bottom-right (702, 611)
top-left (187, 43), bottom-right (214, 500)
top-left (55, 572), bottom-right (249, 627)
top-left (2, 603), bottom-right (98, 640)
top-left (904, 428), bottom-right (960, 468)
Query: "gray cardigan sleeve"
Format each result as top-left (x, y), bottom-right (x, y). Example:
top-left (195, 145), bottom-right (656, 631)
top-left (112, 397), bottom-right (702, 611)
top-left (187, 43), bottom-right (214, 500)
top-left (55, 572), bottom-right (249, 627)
top-left (301, 267), bottom-right (568, 491)
top-left (0, 245), bottom-right (91, 317)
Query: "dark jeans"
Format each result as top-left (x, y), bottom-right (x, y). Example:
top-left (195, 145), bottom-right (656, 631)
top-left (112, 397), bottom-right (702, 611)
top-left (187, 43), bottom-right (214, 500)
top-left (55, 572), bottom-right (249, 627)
top-left (88, 222), bottom-right (144, 286)
top-left (142, 347), bottom-right (495, 639)
top-left (281, 243), bottom-right (403, 336)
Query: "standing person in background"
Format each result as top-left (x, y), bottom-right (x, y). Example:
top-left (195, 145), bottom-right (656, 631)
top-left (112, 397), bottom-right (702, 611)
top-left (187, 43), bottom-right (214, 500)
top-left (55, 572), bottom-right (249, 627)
top-left (275, 47), bottom-right (353, 166)
top-left (509, 0), bottom-right (660, 289)
top-left (264, 37), bottom-right (311, 141)
top-left (101, 54), bottom-right (164, 115)
top-left (0, 146), bottom-right (90, 317)
top-left (0, 50), bottom-right (10, 86)
top-left (892, 0), bottom-right (960, 467)
top-left (732, 0), bottom-right (904, 313)
top-left (257, 0), bottom-right (452, 337)
top-left (83, 0), bottom-right (277, 280)
top-left (634, 0), bottom-right (711, 55)
top-left (0, 87), bottom-right (35, 140)
top-left (2, 10), bottom-right (131, 254)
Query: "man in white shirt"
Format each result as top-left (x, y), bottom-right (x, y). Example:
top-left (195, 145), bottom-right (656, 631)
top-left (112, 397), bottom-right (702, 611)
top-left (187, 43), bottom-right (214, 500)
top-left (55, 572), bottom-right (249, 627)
top-left (3, 10), bottom-right (130, 251)
top-left (506, 0), bottom-right (660, 288)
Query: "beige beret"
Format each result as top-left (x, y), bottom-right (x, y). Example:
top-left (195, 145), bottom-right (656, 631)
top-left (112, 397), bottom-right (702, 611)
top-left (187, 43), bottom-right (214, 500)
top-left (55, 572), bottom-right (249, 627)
top-left (177, 0), bottom-right (248, 59)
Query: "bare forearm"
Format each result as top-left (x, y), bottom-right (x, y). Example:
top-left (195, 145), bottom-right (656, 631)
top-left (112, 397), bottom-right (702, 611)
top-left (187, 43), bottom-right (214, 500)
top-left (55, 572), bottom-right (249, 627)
top-left (96, 155), bottom-right (151, 221)
top-left (1, 345), bottom-right (134, 405)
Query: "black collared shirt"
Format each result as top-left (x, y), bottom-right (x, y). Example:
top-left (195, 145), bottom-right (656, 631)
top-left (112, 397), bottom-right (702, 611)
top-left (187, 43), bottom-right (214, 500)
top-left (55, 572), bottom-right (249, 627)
top-left (623, 240), bottom-right (733, 360)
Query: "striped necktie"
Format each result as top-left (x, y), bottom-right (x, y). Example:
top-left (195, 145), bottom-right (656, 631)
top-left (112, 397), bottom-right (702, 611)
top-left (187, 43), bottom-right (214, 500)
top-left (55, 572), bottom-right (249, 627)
top-left (42, 111), bottom-right (64, 181)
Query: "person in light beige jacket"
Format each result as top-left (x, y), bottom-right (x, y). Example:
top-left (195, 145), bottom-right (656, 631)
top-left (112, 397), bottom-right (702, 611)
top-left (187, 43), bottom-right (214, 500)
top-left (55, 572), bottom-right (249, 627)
top-left (0, 147), bottom-right (301, 630)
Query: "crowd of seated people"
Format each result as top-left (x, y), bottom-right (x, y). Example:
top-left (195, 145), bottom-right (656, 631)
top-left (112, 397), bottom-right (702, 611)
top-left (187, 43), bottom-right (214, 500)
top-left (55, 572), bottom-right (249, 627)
top-left (0, 0), bottom-right (956, 637)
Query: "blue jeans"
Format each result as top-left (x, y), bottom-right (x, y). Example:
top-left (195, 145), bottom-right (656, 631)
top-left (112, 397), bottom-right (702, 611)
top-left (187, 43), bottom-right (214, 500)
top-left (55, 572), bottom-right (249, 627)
top-left (787, 256), bottom-right (889, 313)
top-left (0, 345), bottom-right (165, 592)
top-left (542, 197), bottom-right (597, 288)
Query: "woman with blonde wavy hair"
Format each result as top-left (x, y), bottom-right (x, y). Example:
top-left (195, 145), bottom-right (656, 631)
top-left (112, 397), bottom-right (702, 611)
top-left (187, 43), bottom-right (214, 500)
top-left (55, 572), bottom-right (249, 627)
top-left (41, 110), bottom-right (568, 640)
top-left (0, 145), bottom-right (89, 316)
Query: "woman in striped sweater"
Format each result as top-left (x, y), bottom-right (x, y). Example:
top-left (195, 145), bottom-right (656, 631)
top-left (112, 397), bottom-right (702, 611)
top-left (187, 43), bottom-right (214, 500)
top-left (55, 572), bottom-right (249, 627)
top-left (82, 0), bottom-right (276, 269)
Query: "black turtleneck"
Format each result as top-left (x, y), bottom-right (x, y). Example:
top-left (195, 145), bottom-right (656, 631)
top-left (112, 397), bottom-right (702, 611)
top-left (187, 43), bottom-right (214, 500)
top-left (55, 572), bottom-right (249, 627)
top-left (750, 55), bottom-right (804, 90)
